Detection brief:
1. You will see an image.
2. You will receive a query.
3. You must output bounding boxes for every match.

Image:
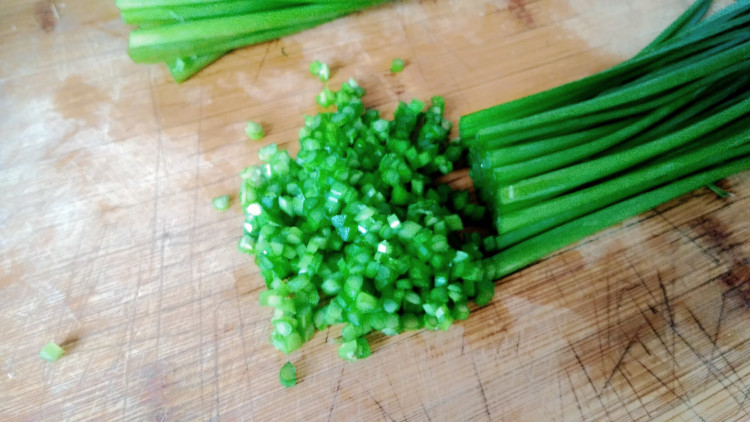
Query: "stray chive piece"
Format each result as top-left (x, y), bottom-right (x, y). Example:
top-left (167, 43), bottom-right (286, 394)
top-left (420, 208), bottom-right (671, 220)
top-left (213, 195), bottom-right (231, 211)
top-left (316, 85), bottom-right (335, 108)
top-left (707, 183), bottom-right (731, 198)
top-left (280, 361), bottom-right (297, 388)
top-left (246, 121), bottom-right (264, 140)
top-left (40, 342), bottom-right (65, 362)
top-left (390, 58), bottom-right (405, 73)
top-left (309, 60), bottom-right (330, 82)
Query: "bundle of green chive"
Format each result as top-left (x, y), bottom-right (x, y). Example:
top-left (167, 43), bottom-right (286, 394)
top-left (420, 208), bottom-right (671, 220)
top-left (463, 0), bottom-right (750, 280)
top-left (116, 0), bottom-right (393, 82)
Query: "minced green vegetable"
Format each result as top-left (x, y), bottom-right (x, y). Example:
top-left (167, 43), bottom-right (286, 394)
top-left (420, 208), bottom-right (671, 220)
top-left (390, 58), bottom-right (404, 73)
top-left (239, 74), bottom-right (488, 359)
top-left (309, 60), bottom-right (331, 82)
top-left (213, 195), bottom-right (231, 211)
top-left (245, 121), bottom-right (264, 140)
top-left (280, 361), bottom-right (297, 387)
top-left (40, 342), bottom-right (65, 362)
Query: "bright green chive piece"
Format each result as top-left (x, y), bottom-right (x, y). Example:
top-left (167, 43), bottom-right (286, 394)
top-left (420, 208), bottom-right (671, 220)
top-left (355, 291), bottom-right (378, 313)
top-left (309, 60), bottom-right (322, 76)
top-left (319, 63), bottom-right (330, 81)
top-left (390, 58), bottom-right (405, 73)
top-left (338, 337), bottom-right (371, 361)
top-left (280, 361), bottom-right (297, 388)
top-left (212, 195), bottom-right (231, 211)
top-left (309, 60), bottom-right (330, 81)
top-left (317, 85), bottom-right (335, 107)
top-left (40, 342), bottom-right (65, 362)
top-left (245, 120), bottom-right (264, 140)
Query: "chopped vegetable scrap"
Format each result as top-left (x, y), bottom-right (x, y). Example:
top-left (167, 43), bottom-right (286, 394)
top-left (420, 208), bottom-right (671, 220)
top-left (40, 342), bottom-right (65, 362)
top-left (390, 58), bottom-right (405, 73)
top-left (280, 361), bottom-right (297, 387)
top-left (213, 195), bottom-right (231, 211)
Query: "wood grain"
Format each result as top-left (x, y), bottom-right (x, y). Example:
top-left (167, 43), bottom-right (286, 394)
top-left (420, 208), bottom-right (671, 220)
top-left (1, 0), bottom-right (749, 421)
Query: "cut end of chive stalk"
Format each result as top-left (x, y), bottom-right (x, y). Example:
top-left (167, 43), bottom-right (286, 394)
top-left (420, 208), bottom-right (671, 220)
top-left (212, 195), bottom-right (231, 211)
top-left (40, 342), bottom-right (65, 362)
top-left (309, 60), bottom-right (330, 82)
top-left (390, 58), bottom-right (405, 73)
top-left (280, 361), bottom-right (297, 388)
top-left (246, 121), bottom-right (264, 140)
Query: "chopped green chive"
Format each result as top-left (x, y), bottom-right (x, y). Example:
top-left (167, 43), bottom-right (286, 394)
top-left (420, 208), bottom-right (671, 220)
top-left (316, 85), bottom-right (335, 108)
top-left (245, 121), bottom-right (264, 140)
top-left (40, 342), bottom-right (65, 362)
top-left (280, 361), bottom-right (297, 388)
top-left (239, 62), bottom-right (483, 362)
top-left (212, 195), bottom-right (231, 211)
top-left (309, 59), bottom-right (330, 82)
top-left (390, 58), bottom-right (405, 73)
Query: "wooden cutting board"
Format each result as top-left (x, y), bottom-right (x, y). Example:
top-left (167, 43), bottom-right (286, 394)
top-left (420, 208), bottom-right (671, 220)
top-left (2, 0), bottom-right (749, 420)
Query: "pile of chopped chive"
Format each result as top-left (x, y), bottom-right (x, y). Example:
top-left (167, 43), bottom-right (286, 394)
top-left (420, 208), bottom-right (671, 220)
top-left (115, 0), bottom-right (393, 82)
top-left (238, 73), bottom-right (491, 362)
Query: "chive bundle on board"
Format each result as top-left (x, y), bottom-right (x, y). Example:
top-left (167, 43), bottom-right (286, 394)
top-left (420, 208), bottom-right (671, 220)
top-left (116, 0), bottom-right (393, 82)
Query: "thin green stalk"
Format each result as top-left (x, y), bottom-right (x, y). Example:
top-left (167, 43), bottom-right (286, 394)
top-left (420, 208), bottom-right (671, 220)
top-left (121, 0), bottom-right (298, 25)
top-left (611, 30), bottom-right (750, 93)
top-left (675, 1), bottom-right (750, 39)
top-left (707, 183), bottom-right (731, 198)
top-left (639, 0), bottom-right (713, 53)
top-left (498, 132), bottom-right (750, 234)
top-left (650, 96), bottom-right (750, 164)
top-left (486, 82), bottom-right (703, 186)
top-left (483, 157), bottom-right (750, 281)
top-left (467, 32), bottom-right (742, 140)
top-left (468, 41), bottom-right (750, 140)
top-left (471, 84), bottom-right (685, 148)
top-left (459, 5), bottom-right (750, 138)
top-left (605, 74), bottom-right (749, 155)
top-left (498, 94), bottom-right (750, 206)
top-left (493, 127), bottom-right (750, 249)
top-left (477, 120), bottom-right (633, 167)
top-left (132, 17), bottom-right (341, 64)
top-left (116, 0), bottom-right (312, 8)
